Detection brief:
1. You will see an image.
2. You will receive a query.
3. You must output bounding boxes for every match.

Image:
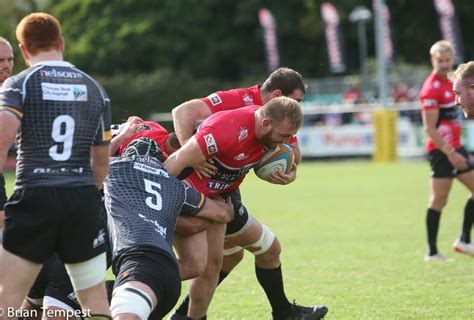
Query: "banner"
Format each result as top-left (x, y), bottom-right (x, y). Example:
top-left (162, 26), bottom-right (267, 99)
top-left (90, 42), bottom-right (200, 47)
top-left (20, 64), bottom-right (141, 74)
top-left (433, 0), bottom-right (464, 64)
top-left (259, 8), bottom-right (280, 72)
top-left (381, 2), bottom-right (393, 65)
top-left (321, 3), bottom-right (346, 73)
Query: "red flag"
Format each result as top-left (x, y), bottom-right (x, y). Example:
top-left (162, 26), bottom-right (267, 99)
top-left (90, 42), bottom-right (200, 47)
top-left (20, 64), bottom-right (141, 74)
top-left (259, 8), bottom-right (280, 72)
top-left (433, 0), bottom-right (464, 64)
top-left (321, 3), bottom-right (346, 73)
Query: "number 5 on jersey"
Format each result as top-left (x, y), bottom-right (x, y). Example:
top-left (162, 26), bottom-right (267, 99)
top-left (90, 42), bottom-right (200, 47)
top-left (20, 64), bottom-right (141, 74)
top-left (144, 178), bottom-right (162, 211)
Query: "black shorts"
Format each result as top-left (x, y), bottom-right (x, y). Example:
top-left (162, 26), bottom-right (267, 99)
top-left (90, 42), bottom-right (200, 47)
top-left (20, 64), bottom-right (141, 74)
top-left (427, 147), bottom-right (473, 178)
top-left (3, 186), bottom-right (106, 263)
top-left (28, 255), bottom-right (80, 310)
top-left (113, 246), bottom-right (181, 320)
top-left (224, 188), bottom-right (251, 236)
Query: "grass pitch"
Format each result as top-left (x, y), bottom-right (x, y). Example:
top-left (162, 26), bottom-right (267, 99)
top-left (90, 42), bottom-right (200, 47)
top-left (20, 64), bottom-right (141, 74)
top-left (4, 161), bottom-right (473, 319)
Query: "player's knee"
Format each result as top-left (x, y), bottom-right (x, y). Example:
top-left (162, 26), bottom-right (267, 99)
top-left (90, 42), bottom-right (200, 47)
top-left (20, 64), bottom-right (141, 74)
top-left (245, 225), bottom-right (277, 256)
top-left (65, 253), bottom-right (107, 291)
top-left (110, 284), bottom-right (153, 320)
top-left (224, 246), bottom-right (244, 261)
top-left (430, 195), bottom-right (448, 209)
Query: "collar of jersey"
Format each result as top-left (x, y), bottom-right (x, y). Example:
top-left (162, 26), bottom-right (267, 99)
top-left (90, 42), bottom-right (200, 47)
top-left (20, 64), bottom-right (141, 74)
top-left (33, 60), bottom-right (74, 67)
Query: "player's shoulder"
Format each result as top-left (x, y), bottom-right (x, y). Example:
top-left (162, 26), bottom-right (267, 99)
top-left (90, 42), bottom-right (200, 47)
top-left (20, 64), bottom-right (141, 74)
top-left (420, 73), bottom-right (442, 95)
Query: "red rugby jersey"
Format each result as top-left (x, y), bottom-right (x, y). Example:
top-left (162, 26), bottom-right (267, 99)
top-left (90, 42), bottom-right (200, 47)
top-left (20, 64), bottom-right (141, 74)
top-left (200, 85), bottom-right (297, 144)
top-left (185, 105), bottom-right (267, 196)
top-left (118, 121), bottom-right (170, 155)
top-left (419, 72), bottom-right (461, 152)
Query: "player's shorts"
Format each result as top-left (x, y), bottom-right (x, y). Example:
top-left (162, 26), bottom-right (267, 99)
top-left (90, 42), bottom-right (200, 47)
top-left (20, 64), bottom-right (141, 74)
top-left (27, 255), bottom-right (80, 311)
top-left (113, 246), bottom-right (181, 320)
top-left (3, 186), bottom-right (106, 264)
top-left (427, 147), bottom-right (473, 178)
top-left (224, 188), bottom-right (252, 236)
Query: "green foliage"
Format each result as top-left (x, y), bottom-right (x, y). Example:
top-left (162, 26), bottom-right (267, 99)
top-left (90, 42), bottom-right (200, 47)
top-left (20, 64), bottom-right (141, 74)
top-left (98, 68), bottom-right (242, 123)
top-left (1, 0), bottom-right (473, 79)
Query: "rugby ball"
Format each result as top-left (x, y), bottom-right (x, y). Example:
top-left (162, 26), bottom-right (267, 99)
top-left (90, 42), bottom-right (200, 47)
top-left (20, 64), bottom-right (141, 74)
top-left (254, 144), bottom-right (295, 181)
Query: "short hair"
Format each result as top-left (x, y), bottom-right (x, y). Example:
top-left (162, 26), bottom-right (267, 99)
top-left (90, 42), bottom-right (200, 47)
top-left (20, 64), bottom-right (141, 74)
top-left (430, 40), bottom-right (453, 58)
top-left (0, 37), bottom-right (12, 49)
top-left (259, 96), bottom-right (303, 130)
top-left (167, 132), bottom-right (181, 150)
top-left (16, 12), bottom-right (62, 56)
top-left (261, 67), bottom-right (307, 96)
top-left (450, 61), bottom-right (474, 85)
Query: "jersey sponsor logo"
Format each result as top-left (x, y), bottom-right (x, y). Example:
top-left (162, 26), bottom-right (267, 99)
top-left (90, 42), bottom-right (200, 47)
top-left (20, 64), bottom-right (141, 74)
top-left (242, 94), bottom-right (254, 106)
top-left (41, 83), bottom-right (88, 101)
top-left (133, 162), bottom-right (169, 177)
top-left (444, 91), bottom-right (452, 98)
top-left (207, 93), bottom-right (222, 106)
top-left (138, 213), bottom-right (167, 237)
top-left (204, 133), bottom-right (218, 154)
top-left (234, 153), bottom-right (249, 161)
top-left (238, 127), bottom-right (248, 142)
top-left (433, 80), bottom-right (441, 89)
top-left (40, 68), bottom-right (83, 79)
top-left (33, 167), bottom-right (84, 174)
top-left (206, 180), bottom-right (231, 191)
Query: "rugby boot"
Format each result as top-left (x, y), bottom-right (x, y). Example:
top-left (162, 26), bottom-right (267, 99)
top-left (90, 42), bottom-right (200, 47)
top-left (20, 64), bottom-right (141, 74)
top-left (272, 302), bottom-right (329, 320)
top-left (453, 239), bottom-right (474, 257)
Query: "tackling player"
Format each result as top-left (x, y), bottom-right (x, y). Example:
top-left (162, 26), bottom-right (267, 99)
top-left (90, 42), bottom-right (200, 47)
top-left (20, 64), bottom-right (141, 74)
top-left (0, 13), bottom-right (111, 318)
top-left (419, 41), bottom-right (474, 261)
top-left (105, 137), bottom-right (233, 319)
top-left (165, 97), bottom-right (328, 320)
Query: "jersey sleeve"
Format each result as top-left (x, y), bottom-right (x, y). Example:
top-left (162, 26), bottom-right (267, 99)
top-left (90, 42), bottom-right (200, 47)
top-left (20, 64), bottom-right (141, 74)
top-left (0, 75), bottom-right (24, 120)
top-left (94, 94), bottom-right (112, 145)
top-left (201, 90), bottom-right (244, 114)
top-left (193, 124), bottom-right (227, 159)
top-left (180, 184), bottom-right (207, 216)
top-left (419, 86), bottom-right (439, 111)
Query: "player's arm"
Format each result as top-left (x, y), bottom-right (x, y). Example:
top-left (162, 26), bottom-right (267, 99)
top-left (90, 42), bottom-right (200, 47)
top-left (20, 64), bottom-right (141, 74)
top-left (164, 136), bottom-right (207, 177)
top-left (109, 116), bottom-right (144, 155)
top-left (0, 111), bottom-right (20, 228)
top-left (172, 99), bottom-right (212, 145)
top-left (91, 145), bottom-right (110, 189)
top-left (422, 109), bottom-right (468, 170)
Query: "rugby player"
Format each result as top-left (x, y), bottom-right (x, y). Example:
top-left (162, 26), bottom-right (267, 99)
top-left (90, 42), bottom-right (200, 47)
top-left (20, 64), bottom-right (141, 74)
top-left (165, 97), bottom-right (328, 320)
top-left (419, 41), bottom-right (474, 261)
top-left (451, 61), bottom-right (474, 120)
top-left (0, 13), bottom-right (111, 318)
top-left (105, 137), bottom-right (233, 319)
top-left (169, 69), bottom-right (328, 320)
top-left (0, 36), bottom-right (14, 238)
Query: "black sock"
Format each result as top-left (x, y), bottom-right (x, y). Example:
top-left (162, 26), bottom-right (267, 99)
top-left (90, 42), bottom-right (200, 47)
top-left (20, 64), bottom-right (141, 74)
top-left (175, 271), bottom-right (230, 316)
top-left (460, 199), bottom-right (474, 243)
top-left (186, 317), bottom-right (206, 320)
top-left (255, 265), bottom-right (291, 316)
top-left (426, 208), bottom-right (441, 256)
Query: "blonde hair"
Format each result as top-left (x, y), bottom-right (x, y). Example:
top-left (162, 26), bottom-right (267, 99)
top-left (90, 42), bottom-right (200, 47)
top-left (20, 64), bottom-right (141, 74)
top-left (429, 40), bottom-right (453, 57)
top-left (450, 61), bottom-right (474, 85)
top-left (259, 96), bottom-right (303, 130)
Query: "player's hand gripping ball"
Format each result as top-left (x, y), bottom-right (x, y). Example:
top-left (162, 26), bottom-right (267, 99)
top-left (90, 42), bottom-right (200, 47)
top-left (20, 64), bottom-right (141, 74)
top-left (254, 144), bottom-right (295, 181)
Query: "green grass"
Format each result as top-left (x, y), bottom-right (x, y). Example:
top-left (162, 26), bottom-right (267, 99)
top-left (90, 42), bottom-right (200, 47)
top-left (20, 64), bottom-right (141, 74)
top-left (3, 161), bottom-right (474, 319)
